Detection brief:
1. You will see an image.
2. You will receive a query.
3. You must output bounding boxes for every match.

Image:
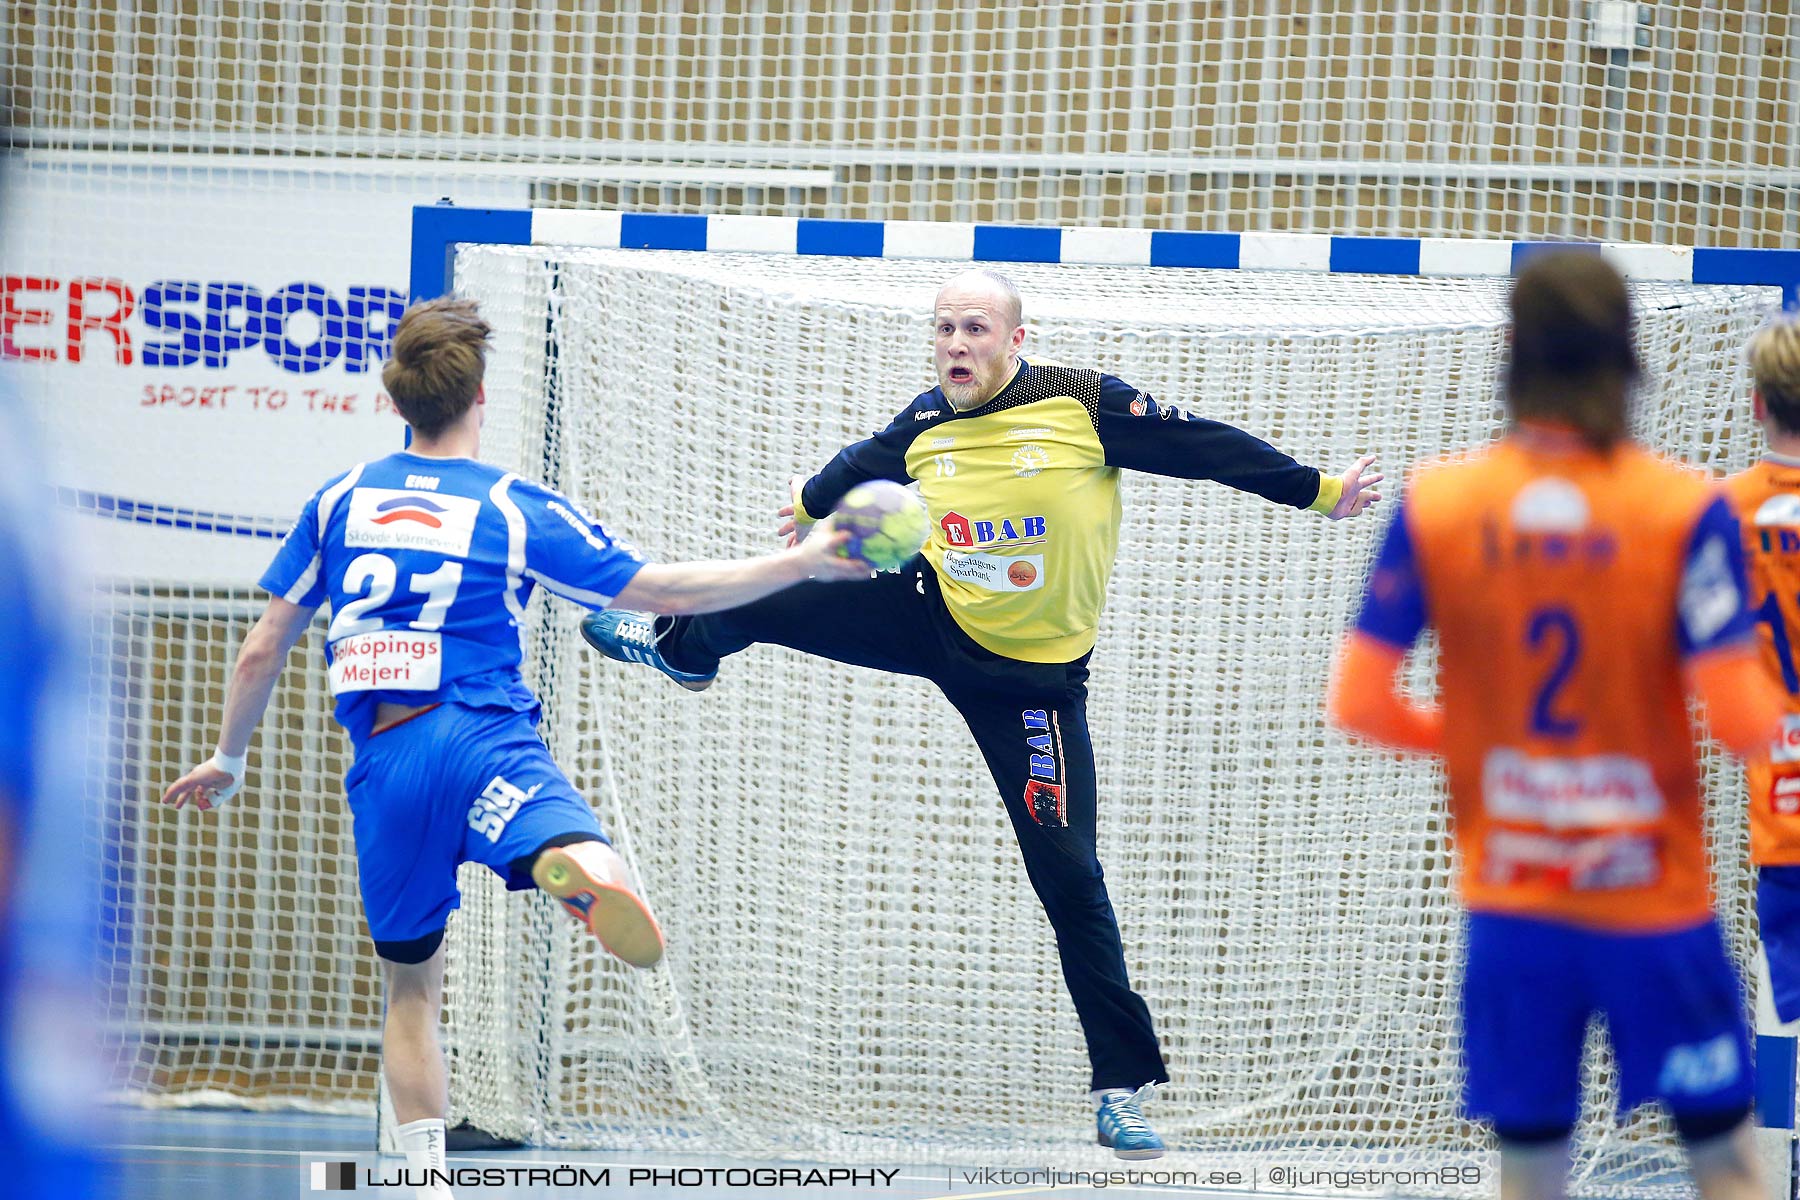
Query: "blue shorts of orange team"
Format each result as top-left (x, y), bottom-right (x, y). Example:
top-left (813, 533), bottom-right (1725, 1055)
top-left (1463, 911), bottom-right (1753, 1143)
top-left (343, 702), bottom-right (607, 946)
top-left (1760, 865), bottom-right (1800, 1025)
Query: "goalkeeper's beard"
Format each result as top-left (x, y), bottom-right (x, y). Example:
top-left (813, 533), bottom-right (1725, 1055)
top-left (940, 358), bottom-right (1012, 411)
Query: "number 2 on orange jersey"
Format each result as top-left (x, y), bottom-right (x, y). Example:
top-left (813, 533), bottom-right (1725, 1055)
top-left (1527, 606), bottom-right (1583, 737)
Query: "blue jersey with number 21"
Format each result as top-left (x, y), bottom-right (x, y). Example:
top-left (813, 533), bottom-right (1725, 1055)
top-left (260, 451), bottom-right (647, 746)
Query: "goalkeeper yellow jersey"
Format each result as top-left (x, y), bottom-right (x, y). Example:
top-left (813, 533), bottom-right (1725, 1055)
top-left (796, 358), bottom-right (1338, 663)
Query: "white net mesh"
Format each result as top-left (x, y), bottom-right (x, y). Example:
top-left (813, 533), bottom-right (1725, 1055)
top-left (7, 2), bottom-right (1799, 245)
top-left (99, 597), bottom-right (375, 1110)
top-left (427, 244), bottom-right (1777, 1188)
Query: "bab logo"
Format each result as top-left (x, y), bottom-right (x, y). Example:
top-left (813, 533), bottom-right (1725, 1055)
top-left (371, 496), bottom-right (449, 528)
top-left (1021, 708), bottom-right (1067, 827)
top-left (939, 511), bottom-right (1048, 547)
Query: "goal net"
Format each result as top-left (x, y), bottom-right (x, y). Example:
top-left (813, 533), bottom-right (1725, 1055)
top-left (408, 241), bottom-right (1776, 1185)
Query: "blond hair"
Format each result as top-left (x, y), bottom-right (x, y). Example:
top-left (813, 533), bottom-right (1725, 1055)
top-left (381, 298), bottom-right (492, 438)
top-left (1751, 316), bottom-right (1800, 435)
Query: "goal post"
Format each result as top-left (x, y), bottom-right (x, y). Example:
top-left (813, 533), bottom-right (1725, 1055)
top-left (395, 205), bottom-right (1800, 1188)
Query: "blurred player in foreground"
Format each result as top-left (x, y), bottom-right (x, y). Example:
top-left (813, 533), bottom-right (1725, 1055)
top-left (583, 267), bottom-right (1382, 1157)
top-left (1724, 316), bottom-right (1800, 1029)
top-left (0, 384), bottom-right (111, 1199)
top-left (1329, 252), bottom-right (1785, 1200)
top-left (162, 299), bottom-right (866, 1199)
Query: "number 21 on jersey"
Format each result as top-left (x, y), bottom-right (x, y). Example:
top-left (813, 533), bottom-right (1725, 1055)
top-left (326, 552), bottom-right (462, 694)
top-left (328, 553), bottom-right (463, 639)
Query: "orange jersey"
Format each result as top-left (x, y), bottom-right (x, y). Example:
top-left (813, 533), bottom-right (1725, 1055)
top-left (1355, 434), bottom-right (1756, 931)
top-left (1724, 457), bottom-right (1800, 865)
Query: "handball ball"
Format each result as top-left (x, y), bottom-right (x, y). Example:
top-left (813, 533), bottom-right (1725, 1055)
top-left (829, 481), bottom-right (929, 571)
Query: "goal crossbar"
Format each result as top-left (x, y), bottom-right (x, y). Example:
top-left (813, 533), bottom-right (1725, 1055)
top-left (409, 204), bottom-right (1800, 309)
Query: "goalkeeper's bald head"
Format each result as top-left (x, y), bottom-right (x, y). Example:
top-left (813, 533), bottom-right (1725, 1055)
top-left (936, 268), bottom-right (1023, 331)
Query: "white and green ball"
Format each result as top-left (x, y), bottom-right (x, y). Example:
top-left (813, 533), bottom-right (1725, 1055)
top-left (829, 481), bottom-right (929, 571)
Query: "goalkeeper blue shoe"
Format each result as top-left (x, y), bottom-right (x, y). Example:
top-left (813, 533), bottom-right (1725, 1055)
top-left (579, 610), bottom-right (716, 692)
top-left (1095, 1085), bottom-right (1165, 1160)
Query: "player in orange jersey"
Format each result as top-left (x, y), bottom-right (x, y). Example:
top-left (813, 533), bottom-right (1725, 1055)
top-left (1724, 315), bottom-right (1800, 1027)
top-left (1329, 252), bottom-right (1787, 1200)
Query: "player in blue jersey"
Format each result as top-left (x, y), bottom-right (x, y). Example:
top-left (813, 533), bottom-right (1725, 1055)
top-left (163, 299), bottom-right (866, 1194)
top-left (0, 386), bottom-right (111, 1200)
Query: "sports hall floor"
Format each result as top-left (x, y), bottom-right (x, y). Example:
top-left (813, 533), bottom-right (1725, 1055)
top-left (106, 1108), bottom-right (1312, 1200)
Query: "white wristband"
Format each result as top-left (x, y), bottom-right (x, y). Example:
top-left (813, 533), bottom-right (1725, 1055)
top-left (204, 750), bottom-right (247, 808)
top-left (210, 750), bottom-right (247, 779)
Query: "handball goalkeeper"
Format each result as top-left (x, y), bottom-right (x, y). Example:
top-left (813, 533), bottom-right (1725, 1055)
top-left (583, 268), bottom-right (1380, 1158)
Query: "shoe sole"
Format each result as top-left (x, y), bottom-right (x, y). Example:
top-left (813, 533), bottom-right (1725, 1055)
top-left (1097, 1137), bottom-right (1165, 1161)
top-left (532, 847), bottom-right (666, 969)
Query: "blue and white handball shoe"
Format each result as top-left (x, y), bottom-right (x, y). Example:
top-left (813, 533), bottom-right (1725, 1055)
top-left (1096, 1085), bottom-right (1165, 1160)
top-left (578, 609), bottom-right (716, 691)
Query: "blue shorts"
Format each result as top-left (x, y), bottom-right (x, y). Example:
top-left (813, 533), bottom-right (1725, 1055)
top-left (1463, 912), bottom-right (1752, 1138)
top-left (343, 703), bottom-right (607, 944)
top-left (1760, 865), bottom-right (1800, 1024)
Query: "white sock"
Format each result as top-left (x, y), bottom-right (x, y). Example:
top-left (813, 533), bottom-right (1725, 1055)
top-left (396, 1118), bottom-right (453, 1199)
top-left (1091, 1087), bottom-right (1132, 1109)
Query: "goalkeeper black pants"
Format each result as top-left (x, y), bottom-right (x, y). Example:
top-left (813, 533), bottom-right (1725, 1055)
top-left (660, 560), bottom-right (1170, 1093)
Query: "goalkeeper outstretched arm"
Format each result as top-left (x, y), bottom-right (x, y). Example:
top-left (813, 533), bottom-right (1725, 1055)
top-left (1091, 375), bottom-right (1381, 519)
top-left (162, 597), bottom-right (316, 811)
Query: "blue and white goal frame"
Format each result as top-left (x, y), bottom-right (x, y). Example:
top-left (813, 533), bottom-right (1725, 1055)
top-left (409, 201), bottom-right (1800, 311)
top-left (407, 201), bottom-right (1800, 1188)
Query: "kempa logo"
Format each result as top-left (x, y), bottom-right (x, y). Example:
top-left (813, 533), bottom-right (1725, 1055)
top-left (311, 1161), bottom-right (357, 1191)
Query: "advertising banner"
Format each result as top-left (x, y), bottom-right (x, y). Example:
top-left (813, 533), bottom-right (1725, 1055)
top-left (2, 165), bottom-right (526, 586)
